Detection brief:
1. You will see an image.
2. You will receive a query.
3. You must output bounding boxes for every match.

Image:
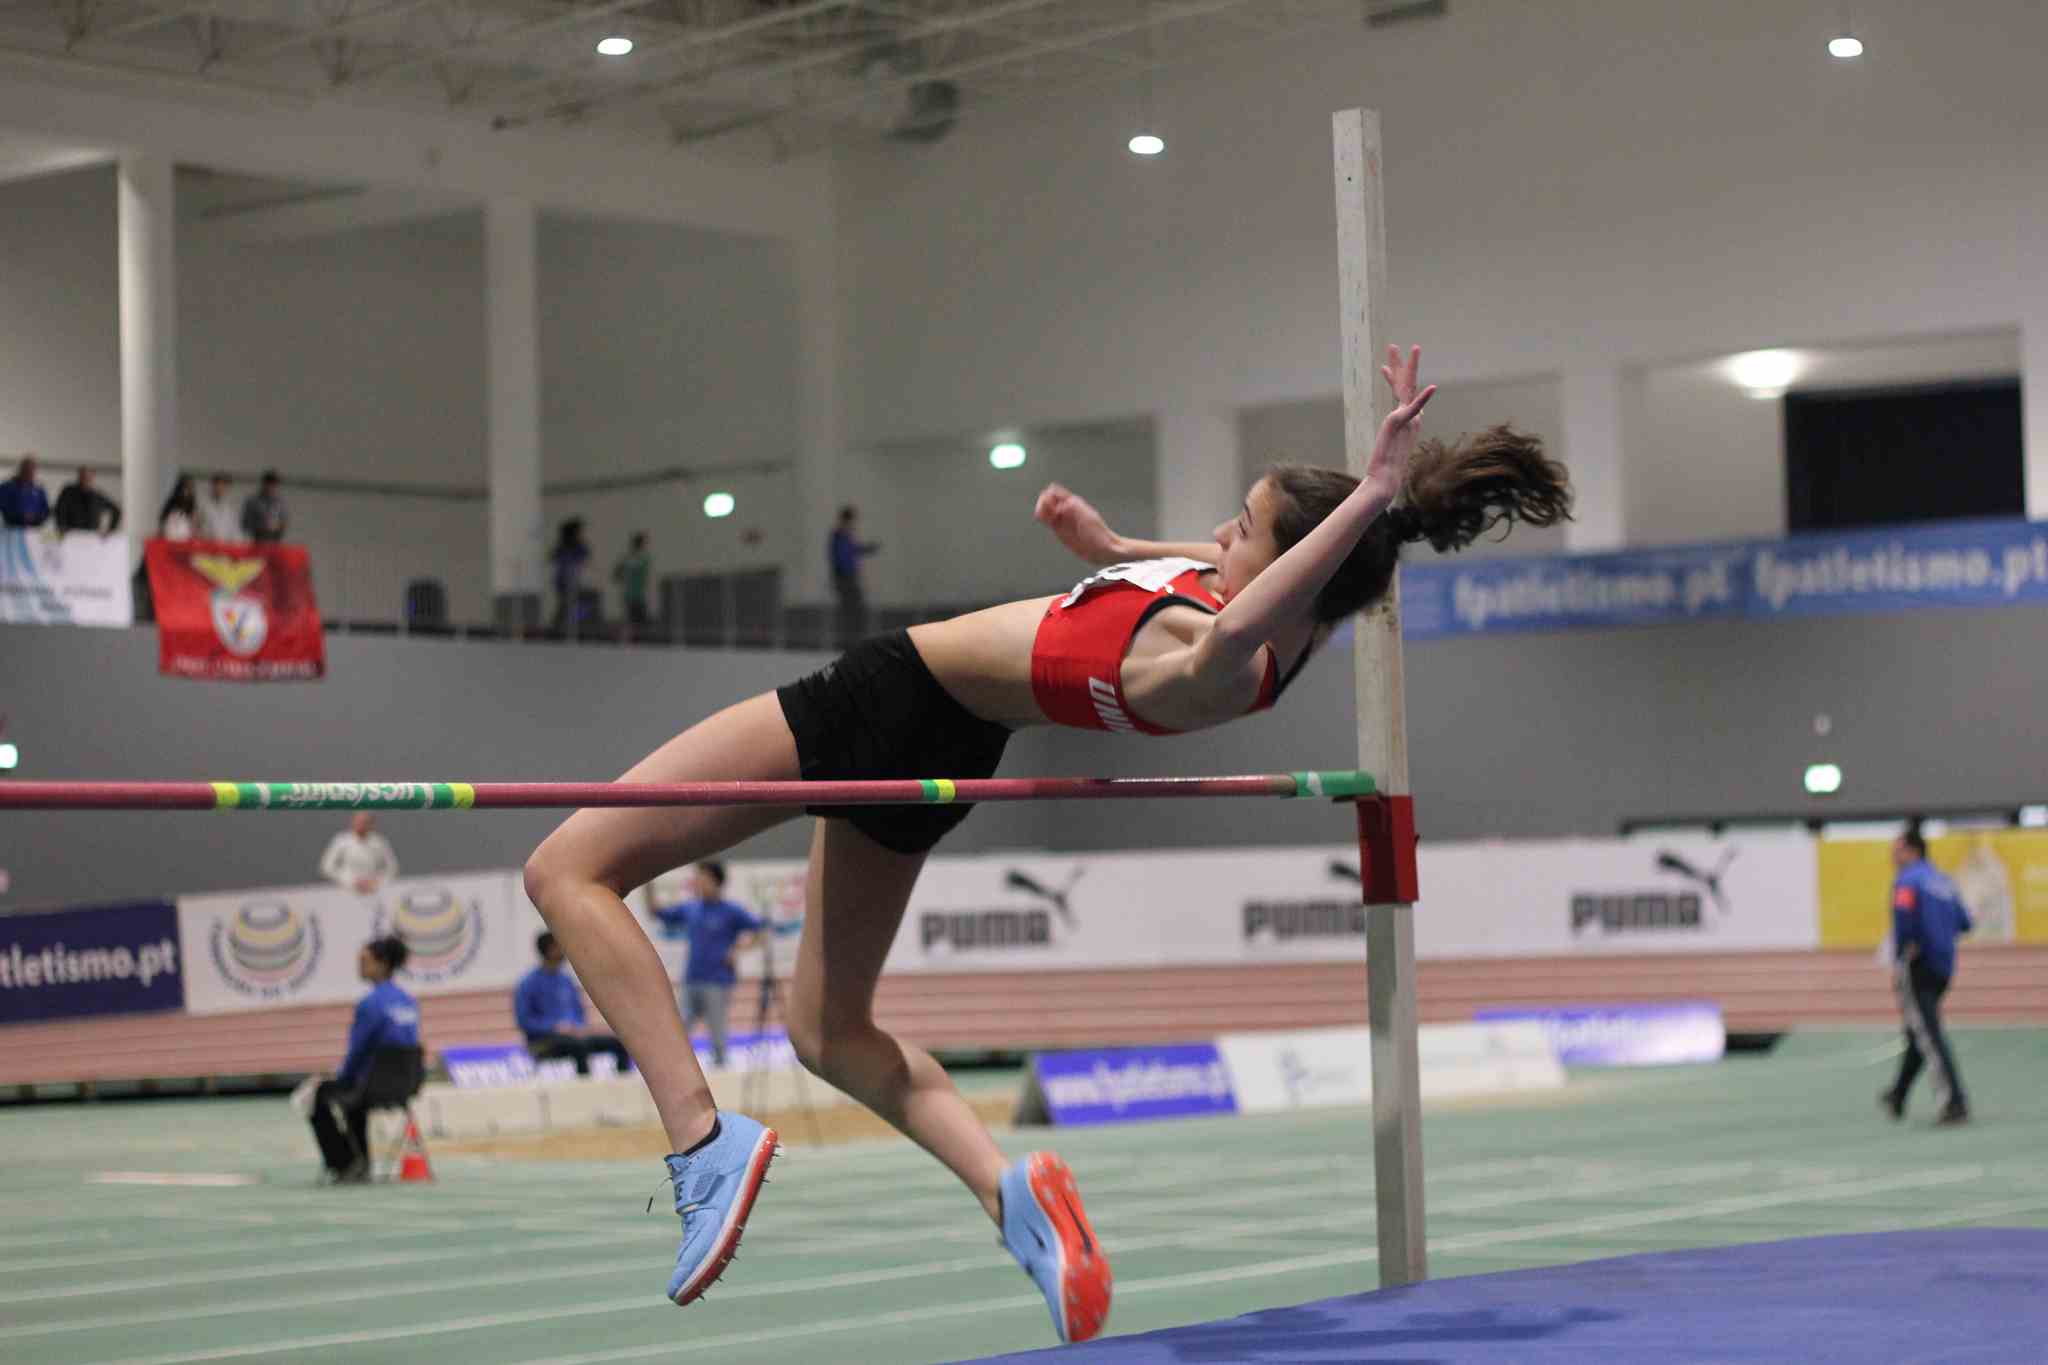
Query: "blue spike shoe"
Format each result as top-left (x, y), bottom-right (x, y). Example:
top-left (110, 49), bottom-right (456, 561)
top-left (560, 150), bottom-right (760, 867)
top-left (999, 1151), bottom-right (1112, 1343)
top-left (662, 1112), bottom-right (779, 1306)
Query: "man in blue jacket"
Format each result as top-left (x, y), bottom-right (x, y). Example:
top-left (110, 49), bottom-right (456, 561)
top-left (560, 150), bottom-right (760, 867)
top-left (650, 861), bottom-right (762, 1067)
top-left (1880, 827), bottom-right (1972, 1125)
top-left (514, 932), bottom-right (630, 1075)
top-left (311, 936), bottom-right (421, 1182)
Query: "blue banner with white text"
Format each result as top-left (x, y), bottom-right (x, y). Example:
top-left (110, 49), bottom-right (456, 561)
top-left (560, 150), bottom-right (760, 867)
top-left (0, 901), bottom-right (184, 1024)
top-left (1031, 1043), bottom-right (1239, 1126)
top-left (1475, 1002), bottom-right (1726, 1067)
top-left (1401, 517), bottom-right (2048, 639)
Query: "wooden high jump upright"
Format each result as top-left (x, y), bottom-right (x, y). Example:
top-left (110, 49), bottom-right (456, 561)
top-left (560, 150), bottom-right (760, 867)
top-left (1333, 106), bottom-right (1427, 1288)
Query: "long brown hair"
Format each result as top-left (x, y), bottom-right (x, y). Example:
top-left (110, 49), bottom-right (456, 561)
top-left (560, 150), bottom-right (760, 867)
top-left (1265, 425), bottom-right (1571, 622)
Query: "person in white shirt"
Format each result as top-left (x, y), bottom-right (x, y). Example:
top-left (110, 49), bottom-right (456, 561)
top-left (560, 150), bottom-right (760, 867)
top-left (321, 813), bottom-right (399, 896)
top-left (198, 473), bottom-right (244, 544)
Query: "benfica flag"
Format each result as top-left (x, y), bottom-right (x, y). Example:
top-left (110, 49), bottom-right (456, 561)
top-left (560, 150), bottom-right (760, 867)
top-left (144, 539), bottom-right (325, 681)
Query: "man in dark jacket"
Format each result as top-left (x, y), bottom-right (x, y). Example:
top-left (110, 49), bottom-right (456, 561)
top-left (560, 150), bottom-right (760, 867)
top-left (1879, 827), bottom-right (1973, 1125)
top-left (53, 467), bottom-right (122, 534)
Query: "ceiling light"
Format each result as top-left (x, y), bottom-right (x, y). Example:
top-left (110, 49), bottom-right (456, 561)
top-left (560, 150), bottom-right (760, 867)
top-left (1827, 35), bottom-right (1864, 59)
top-left (596, 36), bottom-right (634, 56)
top-left (989, 442), bottom-right (1027, 470)
top-left (1803, 763), bottom-right (1842, 796)
top-left (1726, 348), bottom-right (1804, 400)
top-left (702, 492), bottom-right (735, 518)
top-left (0, 742), bottom-right (16, 771)
top-left (1128, 134), bottom-right (1164, 156)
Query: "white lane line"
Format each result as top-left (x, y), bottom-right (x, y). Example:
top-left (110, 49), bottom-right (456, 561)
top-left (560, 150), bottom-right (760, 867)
top-left (24, 1161), bottom-right (1760, 1347)
top-left (20, 1164), bottom-right (2011, 1364)
top-left (0, 1227), bottom-right (464, 1278)
top-left (0, 1228), bottom-right (654, 1306)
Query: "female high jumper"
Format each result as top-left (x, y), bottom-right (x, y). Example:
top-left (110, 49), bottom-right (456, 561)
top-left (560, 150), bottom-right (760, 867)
top-left (523, 347), bottom-right (1571, 1344)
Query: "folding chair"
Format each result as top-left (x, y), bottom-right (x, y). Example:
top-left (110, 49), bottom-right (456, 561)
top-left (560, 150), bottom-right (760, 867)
top-left (339, 1044), bottom-right (427, 1181)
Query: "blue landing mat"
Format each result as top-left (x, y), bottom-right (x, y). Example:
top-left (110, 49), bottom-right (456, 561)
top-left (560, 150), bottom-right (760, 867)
top-left (970, 1230), bottom-right (2048, 1364)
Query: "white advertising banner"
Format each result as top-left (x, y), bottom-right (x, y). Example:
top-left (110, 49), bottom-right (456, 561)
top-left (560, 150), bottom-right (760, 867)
top-left (1218, 1022), bottom-right (1566, 1113)
top-left (174, 830), bottom-right (1825, 1012)
top-left (0, 528), bottom-right (133, 626)
top-left (179, 870), bottom-right (530, 1015)
top-left (1415, 831), bottom-right (1820, 959)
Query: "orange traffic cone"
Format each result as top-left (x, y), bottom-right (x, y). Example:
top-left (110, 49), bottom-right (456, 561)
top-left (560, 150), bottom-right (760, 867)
top-left (397, 1117), bottom-right (434, 1183)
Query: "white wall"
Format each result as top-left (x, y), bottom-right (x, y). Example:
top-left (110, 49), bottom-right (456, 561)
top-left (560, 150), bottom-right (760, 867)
top-left (1238, 375), bottom-right (1569, 561)
top-left (0, 171), bottom-right (810, 623)
top-left (838, 0), bottom-right (2048, 545)
top-left (851, 420), bottom-right (1155, 606)
top-left (537, 213), bottom-right (798, 482)
top-left (1629, 332), bottom-right (2023, 546)
top-left (0, 166), bottom-right (119, 468)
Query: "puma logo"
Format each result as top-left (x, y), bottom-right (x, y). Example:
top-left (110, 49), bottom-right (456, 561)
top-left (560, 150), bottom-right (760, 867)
top-left (1087, 677), bottom-right (1134, 732)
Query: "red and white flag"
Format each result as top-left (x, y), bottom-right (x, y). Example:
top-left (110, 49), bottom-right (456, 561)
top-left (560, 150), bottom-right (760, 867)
top-left (144, 539), bottom-right (325, 681)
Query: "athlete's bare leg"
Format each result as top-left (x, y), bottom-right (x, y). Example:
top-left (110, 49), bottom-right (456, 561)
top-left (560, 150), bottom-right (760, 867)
top-left (786, 816), bottom-right (1010, 1222)
top-left (523, 692), bottom-right (801, 1152)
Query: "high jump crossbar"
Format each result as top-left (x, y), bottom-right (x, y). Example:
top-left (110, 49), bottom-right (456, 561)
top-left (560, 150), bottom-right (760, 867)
top-left (0, 771), bottom-right (1376, 812)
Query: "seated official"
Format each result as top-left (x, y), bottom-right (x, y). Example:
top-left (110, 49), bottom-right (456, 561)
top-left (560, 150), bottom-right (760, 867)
top-left (310, 936), bottom-right (421, 1184)
top-left (515, 931), bottom-right (631, 1076)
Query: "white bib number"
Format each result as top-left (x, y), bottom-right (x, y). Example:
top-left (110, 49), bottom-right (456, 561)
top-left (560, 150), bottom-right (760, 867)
top-left (1060, 557), bottom-right (1211, 607)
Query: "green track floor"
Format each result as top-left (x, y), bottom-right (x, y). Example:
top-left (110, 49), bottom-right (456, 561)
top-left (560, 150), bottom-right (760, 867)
top-left (3, 1028), bottom-right (2043, 1364)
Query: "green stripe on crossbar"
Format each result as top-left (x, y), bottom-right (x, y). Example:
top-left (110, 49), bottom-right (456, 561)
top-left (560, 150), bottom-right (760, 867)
top-left (918, 779), bottom-right (958, 804)
top-left (1289, 769), bottom-right (1376, 799)
top-left (213, 783), bottom-right (471, 810)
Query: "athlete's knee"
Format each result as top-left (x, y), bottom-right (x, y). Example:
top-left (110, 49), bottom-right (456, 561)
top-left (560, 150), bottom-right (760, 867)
top-left (785, 1011), bottom-right (886, 1089)
top-left (521, 837), bottom-right (590, 917)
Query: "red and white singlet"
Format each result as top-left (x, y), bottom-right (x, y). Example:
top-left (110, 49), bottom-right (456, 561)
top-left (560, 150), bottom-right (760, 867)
top-left (1029, 557), bottom-right (1279, 734)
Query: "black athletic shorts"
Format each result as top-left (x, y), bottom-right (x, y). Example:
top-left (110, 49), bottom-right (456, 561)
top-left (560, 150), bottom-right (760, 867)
top-left (775, 630), bottom-right (1012, 856)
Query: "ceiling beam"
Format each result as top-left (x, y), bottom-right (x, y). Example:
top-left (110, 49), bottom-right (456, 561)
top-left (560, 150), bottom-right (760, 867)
top-left (478, 0), bottom-right (866, 110)
top-left (355, 0), bottom-right (853, 91)
top-left (492, 0), bottom-right (1068, 129)
top-left (666, 0), bottom-right (1263, 143)
top-left (217, 0), bottom-right (448, 70)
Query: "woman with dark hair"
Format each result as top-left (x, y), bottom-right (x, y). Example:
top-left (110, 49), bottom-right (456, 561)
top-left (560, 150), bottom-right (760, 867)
top-left (523, 347), bottom-right (1570, 1341)
top-left (156, 474), bottom-right (198, 541)
top-left (309, 936), bottom-right (419, 1184)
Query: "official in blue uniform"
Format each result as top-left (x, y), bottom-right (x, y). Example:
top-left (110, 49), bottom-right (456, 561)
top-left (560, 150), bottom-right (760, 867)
top-left (515, 931), bottom-right (631, 1075)
top-left (650, 861), bottom-right (762, 1067)
top-left (312, 936), bottom-right (421, 1182)
top-left (1880, 828), bottom-right (1972, 1125)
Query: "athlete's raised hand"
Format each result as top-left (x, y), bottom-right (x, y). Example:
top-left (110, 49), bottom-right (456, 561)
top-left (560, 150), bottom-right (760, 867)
top-left (1383, 343), bottom-right (1422, 406)
top-left (1035, 483), bottom-right (1121, 563)
top-left (1363, 347), bottom-right (1436, 504)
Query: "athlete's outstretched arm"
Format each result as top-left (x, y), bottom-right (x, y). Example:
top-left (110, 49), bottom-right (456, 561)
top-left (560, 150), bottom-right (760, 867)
top-left (1195, 348), bottom-right (1435, 674)
top-left (1034, 483), bottom-right (1220, 567)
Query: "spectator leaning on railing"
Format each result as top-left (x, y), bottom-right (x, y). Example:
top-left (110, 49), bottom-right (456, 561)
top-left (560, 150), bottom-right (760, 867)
top-left (53, 467), bottom-right (121, 535)
top-left (0, 455), bottom-right (50, 528)
top-left (199, 472), bottom-right (243, 543)
top-left (613, 531), bottom-right (653, 629)
top-left (242, 469), bottom-right (288, 543)
top-left (157, 475), bottom-right (198, 541)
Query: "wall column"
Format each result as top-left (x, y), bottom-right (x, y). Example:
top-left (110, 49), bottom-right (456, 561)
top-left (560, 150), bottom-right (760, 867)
top-left (1560, 365), bottom-right (1631, 552)
top-left (2024, 316), bottom-right (2048, 520)
top-left (118, 153), bottom-right (177, 568)
top-left (792, 229), bottom-right (843, 604)
top-left (485, 197), bottom-right (543, 620)
top-left (1155, 405), bottom-right (1241, 547)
